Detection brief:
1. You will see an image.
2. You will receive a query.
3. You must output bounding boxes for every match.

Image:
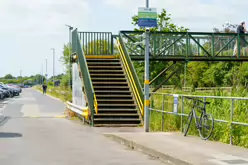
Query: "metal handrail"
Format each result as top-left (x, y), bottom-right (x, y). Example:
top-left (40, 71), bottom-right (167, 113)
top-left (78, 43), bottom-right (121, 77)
top-left (149, 92), bottom-right (248, 145)
top-left (116, 39), bottom-right (144, 115)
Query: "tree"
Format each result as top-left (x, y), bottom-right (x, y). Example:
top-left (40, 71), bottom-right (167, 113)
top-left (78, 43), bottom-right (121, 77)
top-left (213, 22), bottom-right (238, 33)
top-left (4, 74), bottom-right (15, 79)
top-left (130, 9), bottom-right (189, 87)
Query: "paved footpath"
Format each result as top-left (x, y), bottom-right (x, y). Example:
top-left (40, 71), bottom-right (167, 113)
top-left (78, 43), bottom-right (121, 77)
top-left (0, 89), bottom-right (167, 165)
top-left (105, 132), bottom-right (248, 165)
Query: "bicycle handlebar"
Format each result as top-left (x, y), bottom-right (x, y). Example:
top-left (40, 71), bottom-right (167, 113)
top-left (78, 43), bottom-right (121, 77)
top-left (184, 96), bottom-right (210, 105)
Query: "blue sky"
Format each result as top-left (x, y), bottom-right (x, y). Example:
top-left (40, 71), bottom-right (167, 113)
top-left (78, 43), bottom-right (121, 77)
top-left (0, 0), bottom-right (246, 77)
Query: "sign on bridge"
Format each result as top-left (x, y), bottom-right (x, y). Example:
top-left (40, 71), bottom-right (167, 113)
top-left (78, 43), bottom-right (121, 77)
top-left (138, 7), bottom-right (157, 27)
top-left (72, 63), bottom-right (86, 107)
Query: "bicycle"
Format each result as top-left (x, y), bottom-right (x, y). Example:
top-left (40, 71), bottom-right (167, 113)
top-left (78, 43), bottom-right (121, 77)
top-left (183, 97), bottom-right (214, 140)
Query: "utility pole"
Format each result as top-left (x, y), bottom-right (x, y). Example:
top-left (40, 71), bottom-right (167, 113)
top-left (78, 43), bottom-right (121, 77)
top-left (144, 0), bottom-right (150, 132)
top-left (65, 24), bottom-right (74, 90)
top-left (51, 48), bottom-right (55, 87)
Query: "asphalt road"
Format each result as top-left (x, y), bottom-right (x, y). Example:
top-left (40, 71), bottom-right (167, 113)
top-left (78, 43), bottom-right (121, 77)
top-left (0, 89), bottom-right (167, 165)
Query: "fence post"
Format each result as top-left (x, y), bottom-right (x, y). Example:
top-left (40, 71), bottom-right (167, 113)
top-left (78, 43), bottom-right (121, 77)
top-left (181, 96), bottom-right (184, 133)
top-left (161, 94), bottom-right (165, 131)
top-left (230, 98), bottom-right (234, 145)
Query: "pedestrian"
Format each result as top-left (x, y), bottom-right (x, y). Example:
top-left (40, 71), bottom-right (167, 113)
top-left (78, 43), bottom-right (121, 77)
top-left (42, 83), bottom-right (47, 95)
top-left (233, 21), bottom-right (247, 57)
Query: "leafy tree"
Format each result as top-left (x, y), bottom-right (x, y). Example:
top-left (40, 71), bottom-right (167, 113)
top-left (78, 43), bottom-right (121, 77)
top-left (4, 74), bottom-right (15, 79)
top-left (213, 22), bottom-right (238, 33)
top-left (130, 9), bottom-right (189, 87)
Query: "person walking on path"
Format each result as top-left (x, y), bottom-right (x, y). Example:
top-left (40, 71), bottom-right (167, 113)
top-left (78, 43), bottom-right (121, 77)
top-left (42, 83), bottom-right (47, 95)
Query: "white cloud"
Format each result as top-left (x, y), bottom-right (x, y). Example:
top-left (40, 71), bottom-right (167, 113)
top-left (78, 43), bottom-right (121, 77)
top-left (103, 0), bottom-right (247, 32)
top-left (0, 0), bottom-right (90, 77)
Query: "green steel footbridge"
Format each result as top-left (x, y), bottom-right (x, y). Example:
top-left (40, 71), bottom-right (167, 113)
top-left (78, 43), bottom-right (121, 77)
top-left (71, 29), bottom-right (248, 127)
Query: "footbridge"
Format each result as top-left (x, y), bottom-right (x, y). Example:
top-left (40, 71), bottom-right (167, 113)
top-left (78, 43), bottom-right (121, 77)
top-left (71, 29), bottom-right (248, 127)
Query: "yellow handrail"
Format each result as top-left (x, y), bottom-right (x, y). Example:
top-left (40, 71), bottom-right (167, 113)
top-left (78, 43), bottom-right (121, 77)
top-left (94, 94), bottom-right (98, 114)
top-left (116, 40), bottom-right (144, 115)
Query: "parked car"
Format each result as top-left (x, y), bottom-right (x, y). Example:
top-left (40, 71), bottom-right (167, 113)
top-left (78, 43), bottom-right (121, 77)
top-left (0, 91), bottom-right (4, 100)
top-left (7, 84), bottom-right (22, 93)
top-left (0, 88), bottom-right (11, 98)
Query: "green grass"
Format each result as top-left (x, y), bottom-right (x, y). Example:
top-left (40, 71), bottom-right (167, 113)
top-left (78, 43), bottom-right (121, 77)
top-left (149, 89), bottom-right (248, 148)
top-left (33, 85), bottom-right (72, 103)
top-left (33, 85), bottom-right (248, 148)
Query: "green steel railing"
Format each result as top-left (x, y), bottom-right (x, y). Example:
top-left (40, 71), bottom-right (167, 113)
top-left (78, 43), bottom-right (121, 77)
top-left (78, 32), bottom-right (113, 55)
top-left (72, 29), bottom-right (95, 125)
top-left (120, 31), bottom-right (248, 60)
top-left (118, 34), bottom-right (144, 116)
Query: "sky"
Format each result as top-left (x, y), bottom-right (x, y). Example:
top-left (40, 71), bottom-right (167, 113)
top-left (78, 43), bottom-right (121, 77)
top-left (0, 0), bottom-right (246, 78)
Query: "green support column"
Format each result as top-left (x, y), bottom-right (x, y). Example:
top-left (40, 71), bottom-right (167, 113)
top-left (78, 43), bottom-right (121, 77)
top-left (212, 34), bottom-right (215, 57)
top-left (238, 34), bottom-right (240, 58)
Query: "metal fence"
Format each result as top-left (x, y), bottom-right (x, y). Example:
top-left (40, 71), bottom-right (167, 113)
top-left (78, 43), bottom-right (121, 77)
top-left (149, 92), bottom-right (248, 145)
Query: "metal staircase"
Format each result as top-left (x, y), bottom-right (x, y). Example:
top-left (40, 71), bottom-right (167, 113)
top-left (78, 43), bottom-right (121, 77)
top-left (87, 58), bottom-right (142, 127)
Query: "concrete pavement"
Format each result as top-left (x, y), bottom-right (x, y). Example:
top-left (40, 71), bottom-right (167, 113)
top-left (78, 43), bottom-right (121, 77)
top-left (0, 88), bottom-right (167, 165)
top-left (104, 132), bottom-right (248, 165)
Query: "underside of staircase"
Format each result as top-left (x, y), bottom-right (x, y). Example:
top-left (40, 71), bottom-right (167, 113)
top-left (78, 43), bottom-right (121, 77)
top-left (86, 57), bottom-right (142, 127)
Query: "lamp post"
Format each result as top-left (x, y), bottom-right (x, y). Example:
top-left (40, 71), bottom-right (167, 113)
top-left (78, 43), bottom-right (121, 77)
top-left (45, 57), bottom-right (48, 83)
top-left (20, 70), bottom-right (22, 84)
top-left (51, 48), bottom-right (55, 86)
top-left (41, 64), bottom-right (43, 84)
top-left (65, 24), bottom-right (74, 90)
top-left (144, 0), bottom-right (150, 132)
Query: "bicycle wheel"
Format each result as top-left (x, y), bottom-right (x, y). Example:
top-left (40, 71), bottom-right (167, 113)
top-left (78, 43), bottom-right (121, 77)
top-left (183, 110), bottom-right (193, 136)
top-left (199, 113), bottom-right (214, 140)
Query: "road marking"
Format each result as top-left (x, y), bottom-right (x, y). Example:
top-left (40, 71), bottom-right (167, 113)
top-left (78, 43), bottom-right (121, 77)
top-left (20, 104), bottom-right (39, 116)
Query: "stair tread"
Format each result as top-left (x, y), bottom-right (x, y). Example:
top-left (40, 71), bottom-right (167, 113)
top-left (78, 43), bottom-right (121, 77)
top-left (92, 78), bottom-right (126, 80)
top-left (95, 90), bottom-right (130, 92)
top-left (97, 99), bottom-right (134, 101)
top-left (88, 66), bottom-right (122, 68)
top-left (98, 104), bottom-right (136, 106)
top-left (90, 70), bottom-right (124, 72)
top-left (94, 124), bottom-right (140, 127)
top-left (96, 95), bottom-right (132, 97)
top-left (95, 113), bottom-right (138, 116)
top-left (86, 58), bottom-right (120, 61)
top-left (91, 74), bottom-right (125, 76)
top-left (93, 82), bottom-right (128, 84)
top-left (94, 118), bottom-right (140, 121)
top-left (87, 62), bottom-right (121, 64)
top-left (94, 86), bottom-right (129, 88)
top-left (98, 109), bottom-right (137, 111)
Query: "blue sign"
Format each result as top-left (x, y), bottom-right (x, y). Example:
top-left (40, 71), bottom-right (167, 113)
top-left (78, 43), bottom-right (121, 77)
top-left (138, 19), bottom-right (157, 27)
top-left (138, 7), bottom-right (157, 28)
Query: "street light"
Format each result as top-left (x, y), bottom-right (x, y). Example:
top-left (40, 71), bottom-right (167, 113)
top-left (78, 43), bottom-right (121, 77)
top-left (45, 57), bottom-right (48, 83)
top-left (51, 48), bottom-right (55, 86)
top-left (65, 24), bottom-right (74, 89)
top-left (20, 70), bottom-right (22, 84)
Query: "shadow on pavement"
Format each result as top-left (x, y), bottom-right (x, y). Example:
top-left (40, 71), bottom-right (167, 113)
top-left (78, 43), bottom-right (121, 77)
top-left (0, 132), bottom-right (22, 138)
top-left (0, 116), bottom-right (10, 126)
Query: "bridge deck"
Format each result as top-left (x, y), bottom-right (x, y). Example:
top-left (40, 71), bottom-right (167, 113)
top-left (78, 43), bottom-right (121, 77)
top-left (130, 55), bottom-right (248, 61)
